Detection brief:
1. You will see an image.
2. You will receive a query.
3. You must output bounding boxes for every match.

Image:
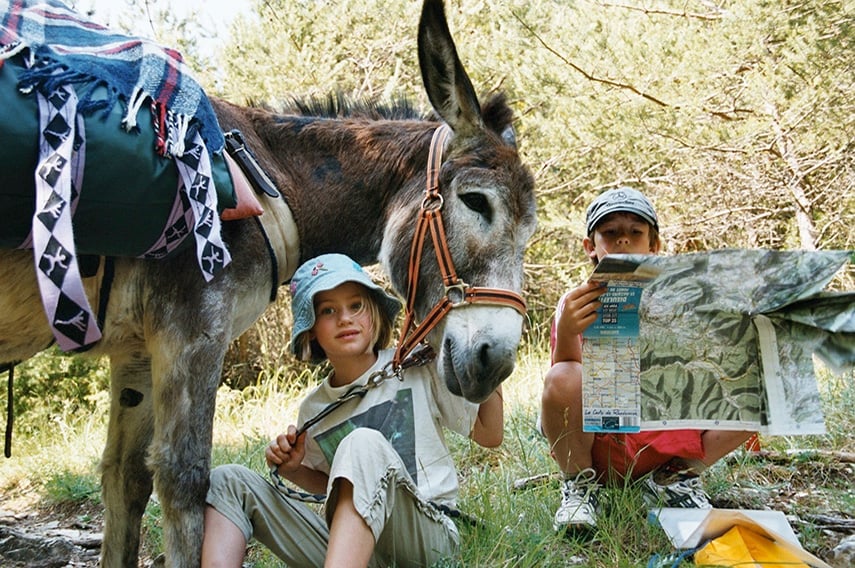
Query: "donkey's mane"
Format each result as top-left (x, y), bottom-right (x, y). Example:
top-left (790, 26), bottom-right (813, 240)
top-left (248, 91), bottom-right (514, 132)
top-left (247, 92), bottom-right (429, 120)
top-left (288, 92), bottom-right (516, 130)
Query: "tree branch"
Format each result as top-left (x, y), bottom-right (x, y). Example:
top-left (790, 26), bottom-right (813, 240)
top-left (731, 448), bottom-right (855, 464)
top-left (511, 11), bottom-right (671, 108)
top-left (765, 101), bottom-right (819, 250)
top-left (593, 1), bottom-right (726, 22)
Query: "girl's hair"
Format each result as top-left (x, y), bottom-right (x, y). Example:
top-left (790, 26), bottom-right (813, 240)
top-left (295, 288), bottom-right (397, 362)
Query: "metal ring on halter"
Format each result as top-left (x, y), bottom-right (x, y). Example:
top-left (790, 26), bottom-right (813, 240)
top-left (366, 370), bottom-right (385, 386)
top-left (420, 193), bottom-right (443, 211)
top-left (367, 359), bottom-right (398, 385)
top-left (445, 282), bottom-right (468, 307)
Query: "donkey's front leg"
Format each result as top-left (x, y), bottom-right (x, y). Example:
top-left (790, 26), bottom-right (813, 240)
top-left (100, 353), bottom-right (155, 568)
top-left (147, 333), bottom-right (227, 568)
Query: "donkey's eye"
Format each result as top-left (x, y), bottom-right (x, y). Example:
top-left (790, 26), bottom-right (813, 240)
top-left (459, 192), bottom-right (492, 223)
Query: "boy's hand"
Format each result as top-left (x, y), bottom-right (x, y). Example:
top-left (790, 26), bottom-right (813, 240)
top-left (265, 425), bottom-right (306, 474)
top-left (556, 281), bottom-right (607, 337)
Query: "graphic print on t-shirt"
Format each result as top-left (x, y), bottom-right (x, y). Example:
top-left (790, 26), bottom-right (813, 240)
top-left (314, 388), bottom-right (418, 482)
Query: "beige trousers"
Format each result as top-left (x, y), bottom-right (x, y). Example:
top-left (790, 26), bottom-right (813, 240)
top-left (206, 428), bottom-right (459, 567)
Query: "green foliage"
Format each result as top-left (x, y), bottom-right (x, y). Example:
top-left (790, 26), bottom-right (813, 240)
top-left (194, 0), bottom-right (855, 349)
top-left (815, 367), bottom-right (855, 446)
top-left (756, 366), bottom-right (855, 453)
top-left (44, 469), bottom-right (101, 505)
top-left (447, 420), bottom-right (679, 567)
top-left (8, 349), bottom-right (109, 436)
top-left (142, 498), bottom-right (164, 558)
top-left (216, 0), bottom-right (421, 105)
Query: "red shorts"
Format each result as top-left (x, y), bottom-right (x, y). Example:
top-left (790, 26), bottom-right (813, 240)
top-left (592, 429), bottom-right (705, 482)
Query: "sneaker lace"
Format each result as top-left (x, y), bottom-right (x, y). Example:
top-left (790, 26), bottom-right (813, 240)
top-left (676, 476), bottom-right (711, 506)
top-left (561, 468), bottom-right (597, 501)
top-left (648, 474), bottom-right (711, 508)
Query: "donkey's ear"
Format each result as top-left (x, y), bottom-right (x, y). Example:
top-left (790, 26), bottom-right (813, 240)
top-left (418, 0), bottom-right (483, 137)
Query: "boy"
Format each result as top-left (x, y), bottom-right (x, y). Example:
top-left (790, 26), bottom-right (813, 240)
top-left (541, 187), bottom-right (754, 531)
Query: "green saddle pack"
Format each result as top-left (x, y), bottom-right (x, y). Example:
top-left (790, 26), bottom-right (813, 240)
top-left (0, 58), bottom-right (236, 257)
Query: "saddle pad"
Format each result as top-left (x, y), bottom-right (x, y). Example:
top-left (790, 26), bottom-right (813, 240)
top-left (0, 57), bottom-right (236, 257)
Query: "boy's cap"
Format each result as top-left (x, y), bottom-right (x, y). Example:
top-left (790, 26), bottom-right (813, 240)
top-left (586, 187), bottom-right (659, 234)
top-left (288, 253), bottom-right (401, 357)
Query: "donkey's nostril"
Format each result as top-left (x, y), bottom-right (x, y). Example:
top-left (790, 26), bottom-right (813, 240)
top-left (478, 341), bottom-right (491, 368)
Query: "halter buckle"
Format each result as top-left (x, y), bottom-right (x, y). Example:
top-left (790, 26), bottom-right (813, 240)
top-left (445, 281), bottom-right (469, 307)
top-left (420, 193), bottom-right (444, 211)
top-left (367, 359), bottom-right (405, 385)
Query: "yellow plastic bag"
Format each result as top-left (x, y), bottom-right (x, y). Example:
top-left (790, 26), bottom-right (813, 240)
top-left (694, 525), bottom-right (809, 567)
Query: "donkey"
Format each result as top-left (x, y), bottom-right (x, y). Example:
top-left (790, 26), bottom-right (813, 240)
top-left (0, 0), bottom-right (536, 566)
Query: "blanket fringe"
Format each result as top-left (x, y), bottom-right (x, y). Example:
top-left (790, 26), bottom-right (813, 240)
top-left (10, 56), bottom-right (119, 120)
top-left (0, 40), bottom-right (27, 61)
top-left (1, 0), bottom-right (226, 154)
top-left (173, 113), bottom-right (189, 157)
top-left (123, 85), bottom-right (146, 131)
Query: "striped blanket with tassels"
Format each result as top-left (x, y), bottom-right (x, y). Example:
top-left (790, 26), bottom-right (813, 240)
top-left (0, 0), bottom-right (232, 352)
top-left (0, 0), bottom-right (223, 156)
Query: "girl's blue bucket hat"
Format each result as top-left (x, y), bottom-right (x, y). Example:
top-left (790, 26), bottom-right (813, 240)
top-left (288, 253), bottom-right (401, 356)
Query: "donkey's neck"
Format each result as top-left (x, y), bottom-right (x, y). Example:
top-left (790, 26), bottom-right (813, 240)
top-left (257, 115), bottom-right (437, 266)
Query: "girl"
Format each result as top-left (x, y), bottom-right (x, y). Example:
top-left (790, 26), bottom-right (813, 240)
top-left (201, 253), bottom-right (503, 568)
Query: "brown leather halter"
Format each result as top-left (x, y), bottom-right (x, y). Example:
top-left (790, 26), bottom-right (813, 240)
top-left (392, 124), bottom-right (528, 369)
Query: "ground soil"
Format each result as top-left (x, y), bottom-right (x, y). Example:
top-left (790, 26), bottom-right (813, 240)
top-left (0, 484), bottom-right (107, 568)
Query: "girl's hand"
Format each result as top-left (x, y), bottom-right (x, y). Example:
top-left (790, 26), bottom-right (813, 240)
top-left (265, 425), bottom-right (306, 474)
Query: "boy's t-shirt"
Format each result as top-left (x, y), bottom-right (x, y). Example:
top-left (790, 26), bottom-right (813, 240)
top-left (299, 348), bottom-right (479, 506)
top-left (551, 291), bottom-right (705, 480)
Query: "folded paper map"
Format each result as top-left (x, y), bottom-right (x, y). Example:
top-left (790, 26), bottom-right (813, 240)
top-left (582, 249), bottom-right (854, 435)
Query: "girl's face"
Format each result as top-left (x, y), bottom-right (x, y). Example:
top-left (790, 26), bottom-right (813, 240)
top-left (309, 282), bottom-right (376, 364)
top-left (583, 212), bottom-right (660, 263)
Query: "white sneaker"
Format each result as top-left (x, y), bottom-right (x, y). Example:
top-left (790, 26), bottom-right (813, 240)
top-left (553, 468), bottom-right (600, 531)
top-left (641, 474), bottom-right (712, 509)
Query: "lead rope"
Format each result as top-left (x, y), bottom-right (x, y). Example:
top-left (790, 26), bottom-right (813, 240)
top-left (269, 345), bottom-right (435, 504)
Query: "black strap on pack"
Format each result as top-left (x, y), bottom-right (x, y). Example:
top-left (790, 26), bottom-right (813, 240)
top-left (73, 256), bottom-right (114, 354)
top-left (224, 130), bottom-right (280, 198)
top-left (4, 362), bottom-right (18, 458)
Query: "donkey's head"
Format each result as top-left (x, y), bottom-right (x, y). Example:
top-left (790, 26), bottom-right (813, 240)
top-left (381, 0), bottom-right (536, 402)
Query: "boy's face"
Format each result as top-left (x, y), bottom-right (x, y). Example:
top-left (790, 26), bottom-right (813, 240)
top-left (583, 212), bottom-right (660, 263)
